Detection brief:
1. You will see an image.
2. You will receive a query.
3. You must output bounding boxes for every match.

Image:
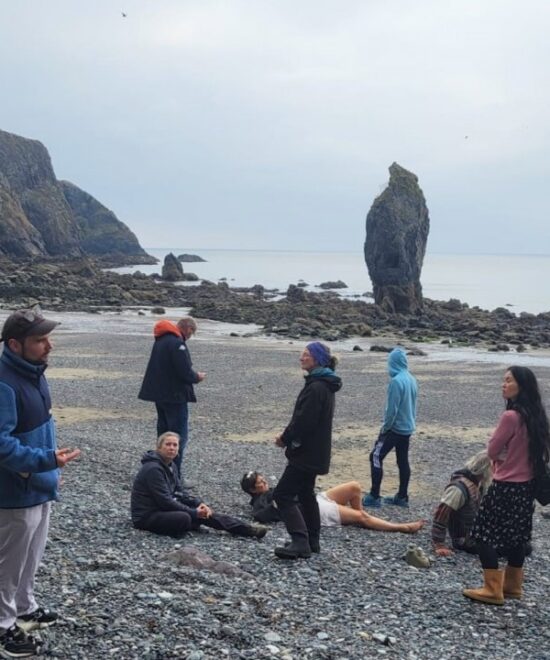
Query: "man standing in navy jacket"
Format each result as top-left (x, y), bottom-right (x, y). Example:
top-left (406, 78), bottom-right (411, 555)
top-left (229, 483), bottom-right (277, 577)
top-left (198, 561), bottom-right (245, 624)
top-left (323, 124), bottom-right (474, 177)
top-left (138, 317), bottom-right (206, 480)
top-left (0, 309), bottom-right (80, 659)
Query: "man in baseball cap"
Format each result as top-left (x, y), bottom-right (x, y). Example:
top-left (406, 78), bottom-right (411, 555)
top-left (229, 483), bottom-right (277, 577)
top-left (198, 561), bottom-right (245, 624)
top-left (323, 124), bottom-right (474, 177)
top-left (0, 307), bottom-right (79, 658)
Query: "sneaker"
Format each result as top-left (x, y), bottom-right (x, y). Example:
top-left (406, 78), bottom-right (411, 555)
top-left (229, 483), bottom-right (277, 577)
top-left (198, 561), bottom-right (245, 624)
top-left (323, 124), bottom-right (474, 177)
top-left (404, 544), bottom-right (431, 568)
top-left (383, 494), bottom-right (409, 507)
top-left (362, 493), bottom-right (382, 508)
top-left (16, 606), bottom-right (58, 633)
top-left (0, 624), bottom-right (38, 658)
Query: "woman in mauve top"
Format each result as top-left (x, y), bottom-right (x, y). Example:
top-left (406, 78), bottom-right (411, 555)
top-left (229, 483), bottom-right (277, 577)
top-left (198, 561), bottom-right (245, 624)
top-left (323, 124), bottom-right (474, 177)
top-left (463, 366), bottom-right (550, 605)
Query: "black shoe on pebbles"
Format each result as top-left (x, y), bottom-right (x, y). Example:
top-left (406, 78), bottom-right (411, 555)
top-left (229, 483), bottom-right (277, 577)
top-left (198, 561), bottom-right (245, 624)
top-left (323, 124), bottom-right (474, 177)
top-left (16, 607), bottom-right (58, 633)
top-left (274, 539), bottom-right (312, 560)
top-left (0, 624), bottom-right (39, 658)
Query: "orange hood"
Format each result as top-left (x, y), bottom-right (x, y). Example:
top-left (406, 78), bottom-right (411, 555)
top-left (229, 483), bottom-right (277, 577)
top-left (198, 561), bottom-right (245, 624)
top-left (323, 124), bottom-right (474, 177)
top-left (153, 320), bottom-right (182, 339)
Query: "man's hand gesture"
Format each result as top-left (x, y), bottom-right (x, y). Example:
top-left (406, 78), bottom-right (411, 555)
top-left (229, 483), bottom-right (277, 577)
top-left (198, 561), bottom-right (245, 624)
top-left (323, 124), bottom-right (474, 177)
top-left (55, 448), bottom-right (81, 468)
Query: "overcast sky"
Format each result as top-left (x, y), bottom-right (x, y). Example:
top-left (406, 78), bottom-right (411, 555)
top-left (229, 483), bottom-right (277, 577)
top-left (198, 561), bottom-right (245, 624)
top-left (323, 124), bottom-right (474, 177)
top-left (1, 1), bottom-right (548, 253)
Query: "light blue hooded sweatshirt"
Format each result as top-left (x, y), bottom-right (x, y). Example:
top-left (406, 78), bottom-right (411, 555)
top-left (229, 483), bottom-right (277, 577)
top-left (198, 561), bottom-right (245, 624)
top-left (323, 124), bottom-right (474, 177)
top-left (381, 348), bottom-right (417, 435)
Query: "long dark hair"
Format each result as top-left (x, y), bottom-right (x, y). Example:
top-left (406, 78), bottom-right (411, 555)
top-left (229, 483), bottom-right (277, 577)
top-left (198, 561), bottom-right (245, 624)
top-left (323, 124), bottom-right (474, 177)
top-left (506, 366), bottom-right (550, 470)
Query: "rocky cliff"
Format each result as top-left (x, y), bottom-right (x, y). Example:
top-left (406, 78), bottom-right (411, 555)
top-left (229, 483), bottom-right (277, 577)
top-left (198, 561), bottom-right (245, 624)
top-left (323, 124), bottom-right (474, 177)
top-left (0, 129), bottom-right (152, 261)
top-left (60, 180), bottom-right (146, 257)
top-left (364, 163), bottom-right (430, 313)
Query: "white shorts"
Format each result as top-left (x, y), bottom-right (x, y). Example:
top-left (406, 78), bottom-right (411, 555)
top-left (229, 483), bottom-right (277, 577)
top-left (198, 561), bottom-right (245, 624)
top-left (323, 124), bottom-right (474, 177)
top-left (316, 492), bottom-right (341, 527)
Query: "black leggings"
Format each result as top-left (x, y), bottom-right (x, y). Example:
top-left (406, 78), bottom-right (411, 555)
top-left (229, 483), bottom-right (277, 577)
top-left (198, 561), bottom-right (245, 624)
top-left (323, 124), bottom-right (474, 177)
top-left (477, 543), bottom-right (526, 569)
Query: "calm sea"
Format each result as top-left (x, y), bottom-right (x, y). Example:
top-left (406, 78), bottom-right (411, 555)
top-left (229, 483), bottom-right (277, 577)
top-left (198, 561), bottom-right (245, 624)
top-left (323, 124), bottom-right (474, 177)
top-left (113, 249), bottom-right (550, 315)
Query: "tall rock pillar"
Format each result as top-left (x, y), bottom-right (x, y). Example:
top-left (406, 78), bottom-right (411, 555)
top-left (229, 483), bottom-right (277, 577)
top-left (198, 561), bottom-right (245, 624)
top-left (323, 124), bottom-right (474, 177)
top-left (364, 163), bottom-right (430, 314)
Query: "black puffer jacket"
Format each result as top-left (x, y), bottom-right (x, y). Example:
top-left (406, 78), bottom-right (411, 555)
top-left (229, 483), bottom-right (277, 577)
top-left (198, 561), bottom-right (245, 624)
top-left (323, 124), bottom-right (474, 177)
top-left (281, 370), bottom-right (342, 475)
top-left (130, 451), bottom-right (201, 526)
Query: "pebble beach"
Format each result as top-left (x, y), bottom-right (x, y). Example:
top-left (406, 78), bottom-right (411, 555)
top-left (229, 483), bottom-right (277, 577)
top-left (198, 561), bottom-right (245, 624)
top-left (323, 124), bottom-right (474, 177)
top-left (23, 311), bottom-right (550, 659)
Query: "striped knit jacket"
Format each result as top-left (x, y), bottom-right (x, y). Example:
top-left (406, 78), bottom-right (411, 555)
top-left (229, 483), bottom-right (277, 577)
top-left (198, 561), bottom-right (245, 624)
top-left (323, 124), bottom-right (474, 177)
top-left (431, 469), bottom-right (482, 550)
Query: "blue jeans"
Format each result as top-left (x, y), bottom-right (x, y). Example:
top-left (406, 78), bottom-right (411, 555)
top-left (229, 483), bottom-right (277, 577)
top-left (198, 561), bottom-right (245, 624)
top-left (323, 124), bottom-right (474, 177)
top-left (155, 402), bottom-right (189, 475)
top-left (369, 430), bottom-right (411, 499)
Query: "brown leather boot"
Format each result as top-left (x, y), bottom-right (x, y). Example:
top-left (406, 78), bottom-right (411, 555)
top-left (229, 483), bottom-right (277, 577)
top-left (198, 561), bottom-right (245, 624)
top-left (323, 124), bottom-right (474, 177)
top-left (503, 566), bottom-right (524, 599)
top-left (463, 569), bottom-right (504, 605)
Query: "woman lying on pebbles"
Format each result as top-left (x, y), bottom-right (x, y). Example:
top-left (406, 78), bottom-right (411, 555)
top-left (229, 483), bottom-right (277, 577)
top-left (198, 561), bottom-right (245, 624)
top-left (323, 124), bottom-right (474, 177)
top-left (241, 472), bottom-right (425, 534)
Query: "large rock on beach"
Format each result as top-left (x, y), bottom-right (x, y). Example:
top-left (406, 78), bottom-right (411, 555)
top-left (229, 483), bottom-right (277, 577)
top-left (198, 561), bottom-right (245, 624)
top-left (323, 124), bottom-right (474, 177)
top-left (161, 252), bottom-right (185, 281)
top-left (0, 128), bottom-right (151, 261)
top-left (364, 162), bottom-right (430, 313)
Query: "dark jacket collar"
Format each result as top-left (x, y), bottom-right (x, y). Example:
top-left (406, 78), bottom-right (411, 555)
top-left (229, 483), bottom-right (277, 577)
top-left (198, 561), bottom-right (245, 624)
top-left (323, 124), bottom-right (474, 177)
top-left (1, 346), bottom-right (47, 379)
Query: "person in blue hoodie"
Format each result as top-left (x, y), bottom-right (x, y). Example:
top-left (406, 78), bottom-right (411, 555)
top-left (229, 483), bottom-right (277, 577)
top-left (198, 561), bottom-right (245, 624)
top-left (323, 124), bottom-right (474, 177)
top-left (0, 309), bottom-right (80, 659)
top-left (363, 347), bottom-right (418, 508)
top-left (273, 342), bottom-right (342, 559)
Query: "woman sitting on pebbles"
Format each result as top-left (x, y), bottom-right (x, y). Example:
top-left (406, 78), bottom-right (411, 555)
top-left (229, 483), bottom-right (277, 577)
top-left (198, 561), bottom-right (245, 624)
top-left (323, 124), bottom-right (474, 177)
top-left (241, 472), bottom-right (425, 534)
top-left (463, 366), bottom-right (550, 605)
top-left (131, 432), bottom-right (267, 540)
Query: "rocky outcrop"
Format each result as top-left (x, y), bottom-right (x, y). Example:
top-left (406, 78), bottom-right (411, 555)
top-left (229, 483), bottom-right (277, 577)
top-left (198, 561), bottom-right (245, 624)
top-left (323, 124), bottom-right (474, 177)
top-left (60, 181), bottom-right (149, 257)
top-left (177, 253), bottom-right (206, 262)
top-left (0, 256), bottom-right (550, 348)
top-left (0, 128), bottom-right (151, 262)
top-left (364, 163), bottom-right (429, 313)
top-left (161, 252), bottom-right (184, 281)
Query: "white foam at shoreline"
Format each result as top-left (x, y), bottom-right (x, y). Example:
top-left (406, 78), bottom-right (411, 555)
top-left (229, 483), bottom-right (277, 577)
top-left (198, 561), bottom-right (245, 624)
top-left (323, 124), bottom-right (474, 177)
top-left (25, 308), bottom-right (550, 368)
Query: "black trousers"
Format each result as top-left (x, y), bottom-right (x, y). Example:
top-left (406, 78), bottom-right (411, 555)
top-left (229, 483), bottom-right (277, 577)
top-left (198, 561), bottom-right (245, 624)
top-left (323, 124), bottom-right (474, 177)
top-left (155, 402), bottom-right (189, 476)
top-left (273, 463), bottom-right (320, 537)
top-left (138, 511), bottom-right (253, 538)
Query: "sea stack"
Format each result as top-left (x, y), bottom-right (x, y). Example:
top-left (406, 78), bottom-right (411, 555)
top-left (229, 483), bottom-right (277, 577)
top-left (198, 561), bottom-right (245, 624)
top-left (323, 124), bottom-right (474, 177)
top-left (364, 162), bottom-right (430, 314)
top-left (161, 252), bottom-right (184, 281)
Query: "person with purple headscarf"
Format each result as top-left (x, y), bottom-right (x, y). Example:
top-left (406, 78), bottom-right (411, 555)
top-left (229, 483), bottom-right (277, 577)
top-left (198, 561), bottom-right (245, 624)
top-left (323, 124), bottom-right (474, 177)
top-left (272, 342), bottom-right (342, 559)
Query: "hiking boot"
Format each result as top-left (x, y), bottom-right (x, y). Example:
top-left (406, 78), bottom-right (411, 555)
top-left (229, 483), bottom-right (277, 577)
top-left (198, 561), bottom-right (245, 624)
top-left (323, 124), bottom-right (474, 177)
top-left (0, 624), bottom-right (39, 658)
top-left (383, 494), bottom-right (409, 507)
top-left (362, 493), bottom-right (382, 508)
top-left (404, 544), bottom-right (431, 568)
top-left (16, 606), bottom-right (58, 633)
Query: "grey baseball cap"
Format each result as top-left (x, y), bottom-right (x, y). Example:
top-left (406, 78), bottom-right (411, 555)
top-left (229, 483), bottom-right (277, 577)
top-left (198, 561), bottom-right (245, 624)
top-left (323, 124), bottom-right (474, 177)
top-left (1, 309), bottom-right (60, 343)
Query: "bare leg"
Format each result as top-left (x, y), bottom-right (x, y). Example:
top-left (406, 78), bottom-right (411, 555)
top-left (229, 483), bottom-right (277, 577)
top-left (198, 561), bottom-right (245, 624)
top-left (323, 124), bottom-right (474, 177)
top-left (338, 506), bottom-right (425, 533)
top-left (324, 482), bottom-right (362, 509)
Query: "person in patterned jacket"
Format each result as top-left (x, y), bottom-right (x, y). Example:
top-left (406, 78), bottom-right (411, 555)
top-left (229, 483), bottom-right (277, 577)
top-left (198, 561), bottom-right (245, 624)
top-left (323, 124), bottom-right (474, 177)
top-left (431, 451), bottom-right (492, 557)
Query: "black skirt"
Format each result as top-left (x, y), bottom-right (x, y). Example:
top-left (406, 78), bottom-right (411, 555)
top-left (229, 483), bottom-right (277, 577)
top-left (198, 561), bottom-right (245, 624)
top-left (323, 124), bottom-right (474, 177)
top-left (472, 479), bottom-right (535, 550)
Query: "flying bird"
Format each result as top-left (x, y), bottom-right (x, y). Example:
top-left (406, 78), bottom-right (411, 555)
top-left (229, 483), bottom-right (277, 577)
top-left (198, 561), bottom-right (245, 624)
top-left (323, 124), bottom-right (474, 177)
top-left (121, 11), bottom-right (127, 17)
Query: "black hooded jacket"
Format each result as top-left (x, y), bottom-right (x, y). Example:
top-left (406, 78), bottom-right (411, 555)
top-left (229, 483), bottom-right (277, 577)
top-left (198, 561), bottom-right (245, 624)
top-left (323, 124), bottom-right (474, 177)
top-left (138, 322), bottom-right (199, 404)
top-left (130, 450), bottom-right (201, 526)
top-left (281, 370), bottom-right (342, 475)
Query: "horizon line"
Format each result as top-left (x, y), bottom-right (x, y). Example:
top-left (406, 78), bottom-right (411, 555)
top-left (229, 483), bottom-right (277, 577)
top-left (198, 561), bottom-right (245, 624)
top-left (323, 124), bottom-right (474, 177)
top-left (144, 247), bottom-right (550, 258)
